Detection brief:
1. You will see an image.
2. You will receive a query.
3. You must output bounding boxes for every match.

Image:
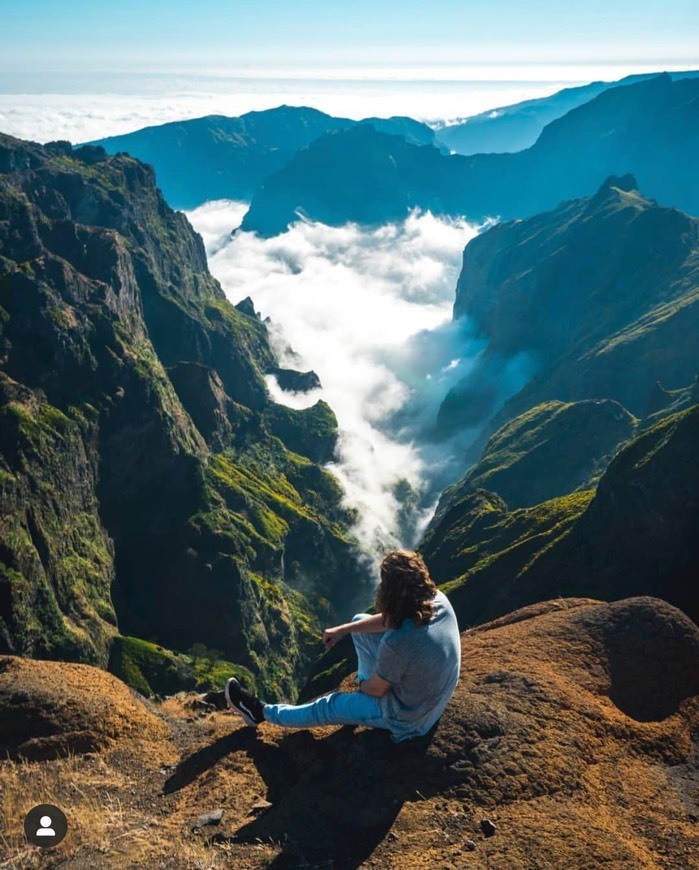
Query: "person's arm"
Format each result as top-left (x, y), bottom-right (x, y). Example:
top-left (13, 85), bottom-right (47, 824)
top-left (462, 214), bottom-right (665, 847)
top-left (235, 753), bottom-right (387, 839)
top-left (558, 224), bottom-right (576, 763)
top-left (359, 673), bottom-right (391, 698)
top-left (322, 613), bottom-right (386, 650)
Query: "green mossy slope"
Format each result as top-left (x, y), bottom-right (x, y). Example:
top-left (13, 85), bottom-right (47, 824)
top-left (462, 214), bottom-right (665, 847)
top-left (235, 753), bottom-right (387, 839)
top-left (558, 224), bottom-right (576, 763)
top-left (0, 134), bottom-right (369, 698)
top-left (421, 404), bottom-right (699, 628)
top-left (441, 399), bottom-right (635, 511)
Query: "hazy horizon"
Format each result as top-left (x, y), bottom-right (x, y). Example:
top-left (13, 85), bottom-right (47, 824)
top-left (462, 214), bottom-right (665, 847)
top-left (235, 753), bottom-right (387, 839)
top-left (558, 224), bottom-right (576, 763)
top-left (2, 62), bottom-right (698, 145)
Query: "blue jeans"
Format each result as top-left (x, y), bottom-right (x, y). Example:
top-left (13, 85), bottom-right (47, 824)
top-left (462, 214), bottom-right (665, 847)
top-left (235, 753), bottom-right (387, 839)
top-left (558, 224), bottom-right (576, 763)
top-left (264, 614), bottom-right (392, 732)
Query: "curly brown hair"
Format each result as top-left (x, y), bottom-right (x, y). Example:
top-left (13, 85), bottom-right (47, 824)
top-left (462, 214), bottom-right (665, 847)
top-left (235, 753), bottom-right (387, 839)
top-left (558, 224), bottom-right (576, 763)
top-left (376, 549), bottom-right (437, 629)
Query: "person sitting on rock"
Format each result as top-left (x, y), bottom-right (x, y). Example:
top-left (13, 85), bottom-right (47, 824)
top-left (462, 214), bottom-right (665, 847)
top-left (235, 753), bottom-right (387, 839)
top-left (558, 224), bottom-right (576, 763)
top-left (225, 549), bottom-right (461, 743)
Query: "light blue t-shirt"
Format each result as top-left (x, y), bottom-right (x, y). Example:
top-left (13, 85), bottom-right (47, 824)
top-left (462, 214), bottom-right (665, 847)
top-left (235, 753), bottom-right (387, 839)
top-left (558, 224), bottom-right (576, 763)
top-left (376, 590), bottom-right (461, 741)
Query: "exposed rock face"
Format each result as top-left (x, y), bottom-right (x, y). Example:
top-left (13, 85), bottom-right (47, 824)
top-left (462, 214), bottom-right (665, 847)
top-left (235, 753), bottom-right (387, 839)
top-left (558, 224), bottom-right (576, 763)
top-left (242, 75), bottom-right (699, 236)
top-left (89, 106), bottom-right (438, 210)
top-left (1, 597), bottom-right (696, 866)
top-left (0, 133), bottom-right (369, 695)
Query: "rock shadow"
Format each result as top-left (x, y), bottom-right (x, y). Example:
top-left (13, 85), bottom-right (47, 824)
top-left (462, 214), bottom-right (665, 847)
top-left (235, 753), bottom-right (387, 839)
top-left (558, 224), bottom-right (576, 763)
top-left (574, 598), bottom-right (699, 722)
top-left (229, 724), bottom-right (440, 869)
top-left (165, 722), bottom-right (441, 868)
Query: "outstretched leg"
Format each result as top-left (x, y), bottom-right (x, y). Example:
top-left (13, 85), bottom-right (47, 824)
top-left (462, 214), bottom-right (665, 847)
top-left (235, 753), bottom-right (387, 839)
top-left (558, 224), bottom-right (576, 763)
top-left (225, 614), bottom-right (391, 732)
top-left (263, 690), bottom-right (388, 730)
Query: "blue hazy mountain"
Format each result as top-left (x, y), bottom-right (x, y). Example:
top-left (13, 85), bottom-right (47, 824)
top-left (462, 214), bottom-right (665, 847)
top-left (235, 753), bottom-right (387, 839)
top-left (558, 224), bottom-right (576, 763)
top-left (440, 174), bottom-right (699, 434)
top-left (88, 107), bottom-right (437, 209)
top-left (241, 75), bottom-right (699, 236)
top-left (436, 69), bottom-right (699, 155)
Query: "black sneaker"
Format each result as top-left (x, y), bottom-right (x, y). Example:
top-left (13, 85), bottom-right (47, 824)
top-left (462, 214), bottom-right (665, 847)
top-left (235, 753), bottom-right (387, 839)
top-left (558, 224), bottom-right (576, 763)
top-left (224, 678), bottom-right (266, 727)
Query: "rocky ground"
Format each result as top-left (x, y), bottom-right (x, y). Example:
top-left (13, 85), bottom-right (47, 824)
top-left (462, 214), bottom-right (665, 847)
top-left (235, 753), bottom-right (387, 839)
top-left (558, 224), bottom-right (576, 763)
top-left (1, 596), bottom-right (697, 869)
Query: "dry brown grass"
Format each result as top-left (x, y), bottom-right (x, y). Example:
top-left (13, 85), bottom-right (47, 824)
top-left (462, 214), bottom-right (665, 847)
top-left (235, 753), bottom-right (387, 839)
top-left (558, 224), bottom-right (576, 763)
top-left (0, 752), bottom-right (281, 868)
top-left (1, 598), bottom-right (697, 868)
top-left (0, 753), bottom-right (136, 867)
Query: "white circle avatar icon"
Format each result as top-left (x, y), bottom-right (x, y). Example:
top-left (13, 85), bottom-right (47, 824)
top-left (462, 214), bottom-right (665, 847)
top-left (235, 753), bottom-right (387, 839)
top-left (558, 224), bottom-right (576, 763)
top-left (37, 815), bottom-right (56, 837)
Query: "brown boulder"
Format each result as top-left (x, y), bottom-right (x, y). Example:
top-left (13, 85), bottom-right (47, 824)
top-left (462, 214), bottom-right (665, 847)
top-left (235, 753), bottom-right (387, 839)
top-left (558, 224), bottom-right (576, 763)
top-left (0, 655), bottom-right (171, 761)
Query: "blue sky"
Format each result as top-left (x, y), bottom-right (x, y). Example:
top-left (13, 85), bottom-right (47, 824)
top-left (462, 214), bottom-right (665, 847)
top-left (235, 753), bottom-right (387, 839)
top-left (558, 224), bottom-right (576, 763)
top-left (3, 0), bottom-right (698, 74)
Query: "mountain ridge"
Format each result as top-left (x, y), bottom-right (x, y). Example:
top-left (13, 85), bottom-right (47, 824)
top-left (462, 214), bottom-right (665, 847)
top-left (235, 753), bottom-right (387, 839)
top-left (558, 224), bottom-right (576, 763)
top-left (437, 69), bottom-right (699, 155)
top-left (88, 106), bottom-right (438, 210)
top-left (241, 75), bottom-right (699, 236)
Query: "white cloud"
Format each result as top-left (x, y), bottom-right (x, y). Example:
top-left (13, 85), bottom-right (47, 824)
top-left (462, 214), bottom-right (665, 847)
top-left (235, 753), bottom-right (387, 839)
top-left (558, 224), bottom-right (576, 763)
top-left (188, 204), bottom-right (491, 556)
top-left (0, 79), bottom-right (569, 144)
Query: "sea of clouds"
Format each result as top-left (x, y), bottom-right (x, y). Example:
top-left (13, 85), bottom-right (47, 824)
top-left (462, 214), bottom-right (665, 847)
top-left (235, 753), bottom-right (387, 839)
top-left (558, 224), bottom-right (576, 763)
top-left (0, 75), bottom-right (569, 144)
top-left (188, 202), bottom-right (534, 558)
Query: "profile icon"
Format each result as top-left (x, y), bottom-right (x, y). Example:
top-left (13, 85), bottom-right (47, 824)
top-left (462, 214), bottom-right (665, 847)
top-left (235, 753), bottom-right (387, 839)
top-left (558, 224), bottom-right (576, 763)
top-left (24, 804), bottom-right (68, 848)
top-left (37, 815), bottom-right (56, 837)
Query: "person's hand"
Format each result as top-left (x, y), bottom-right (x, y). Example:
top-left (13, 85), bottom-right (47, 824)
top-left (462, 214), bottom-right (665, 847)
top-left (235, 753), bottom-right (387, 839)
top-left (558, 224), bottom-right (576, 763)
top-left (322, 625), bottom-right (346, 650)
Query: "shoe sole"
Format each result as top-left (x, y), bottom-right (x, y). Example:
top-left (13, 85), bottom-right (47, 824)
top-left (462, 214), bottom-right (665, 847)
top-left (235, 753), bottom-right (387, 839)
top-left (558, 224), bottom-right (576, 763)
top-left (225, 678), bottom-right (260, 727)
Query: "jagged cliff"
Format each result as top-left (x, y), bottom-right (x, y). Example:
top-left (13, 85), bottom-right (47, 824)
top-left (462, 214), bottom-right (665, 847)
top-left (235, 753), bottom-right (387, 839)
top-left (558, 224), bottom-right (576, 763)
top-left (0, 133), bottom-right (369, 697)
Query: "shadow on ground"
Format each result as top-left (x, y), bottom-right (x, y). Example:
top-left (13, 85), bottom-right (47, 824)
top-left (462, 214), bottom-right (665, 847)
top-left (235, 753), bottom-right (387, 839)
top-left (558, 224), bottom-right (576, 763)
top-left (164, 723), bottom-right (440, 868)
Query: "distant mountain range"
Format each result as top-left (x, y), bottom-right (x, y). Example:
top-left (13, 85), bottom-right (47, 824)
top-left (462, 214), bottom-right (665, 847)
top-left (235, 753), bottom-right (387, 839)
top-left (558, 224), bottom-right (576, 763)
top-left (86, 70), bottom-right (699, 228)
top-left (436, 69), bottom-right (699, 155)
top-left (88, 107), bottom-right (437, 210)
top-left (241, 75), bottom-right (699, 235)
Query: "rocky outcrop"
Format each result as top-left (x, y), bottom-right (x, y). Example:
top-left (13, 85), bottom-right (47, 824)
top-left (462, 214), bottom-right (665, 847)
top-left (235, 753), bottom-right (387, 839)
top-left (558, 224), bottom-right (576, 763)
top-left (1, 597), bottom-right (696, 866)
top-left (264, 400), bottom-right (337, 464)
top-left (271, 367), bottom-right (321, 393)
top-left (0, 655), bottom-right (170, 761)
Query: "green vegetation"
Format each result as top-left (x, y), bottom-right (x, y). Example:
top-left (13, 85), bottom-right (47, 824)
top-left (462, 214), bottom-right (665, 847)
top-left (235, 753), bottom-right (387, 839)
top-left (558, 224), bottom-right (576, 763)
top-left (0, 132), bottom-right (364, 703)
top-left (109, 636), bottom-right (194, 696)
top-left (264, 400), bottom-right (338, 463)
top-left (439, 400), bottom-right (636, 513)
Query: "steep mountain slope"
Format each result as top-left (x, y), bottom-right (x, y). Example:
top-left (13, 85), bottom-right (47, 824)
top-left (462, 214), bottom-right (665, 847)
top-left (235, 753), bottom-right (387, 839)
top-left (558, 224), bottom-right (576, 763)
top-left (241, 75), bottom-right (699, 236)
top-left (440, 175), bottom-right (699, 432)
top-left (440, 399), bottom-right (636, 511)
top-left (0, 133), bottom-right (369, 696)
top-left (437, 69), bottom-right (699, 155)
top-left (419, 171), bottom-right (699, 632)
top-left (89, 106), bottom-right (438, 210)
top-left (422, 402), bottom-right (699, 628)
top-left (2, 597), bottom-right (697, 867)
